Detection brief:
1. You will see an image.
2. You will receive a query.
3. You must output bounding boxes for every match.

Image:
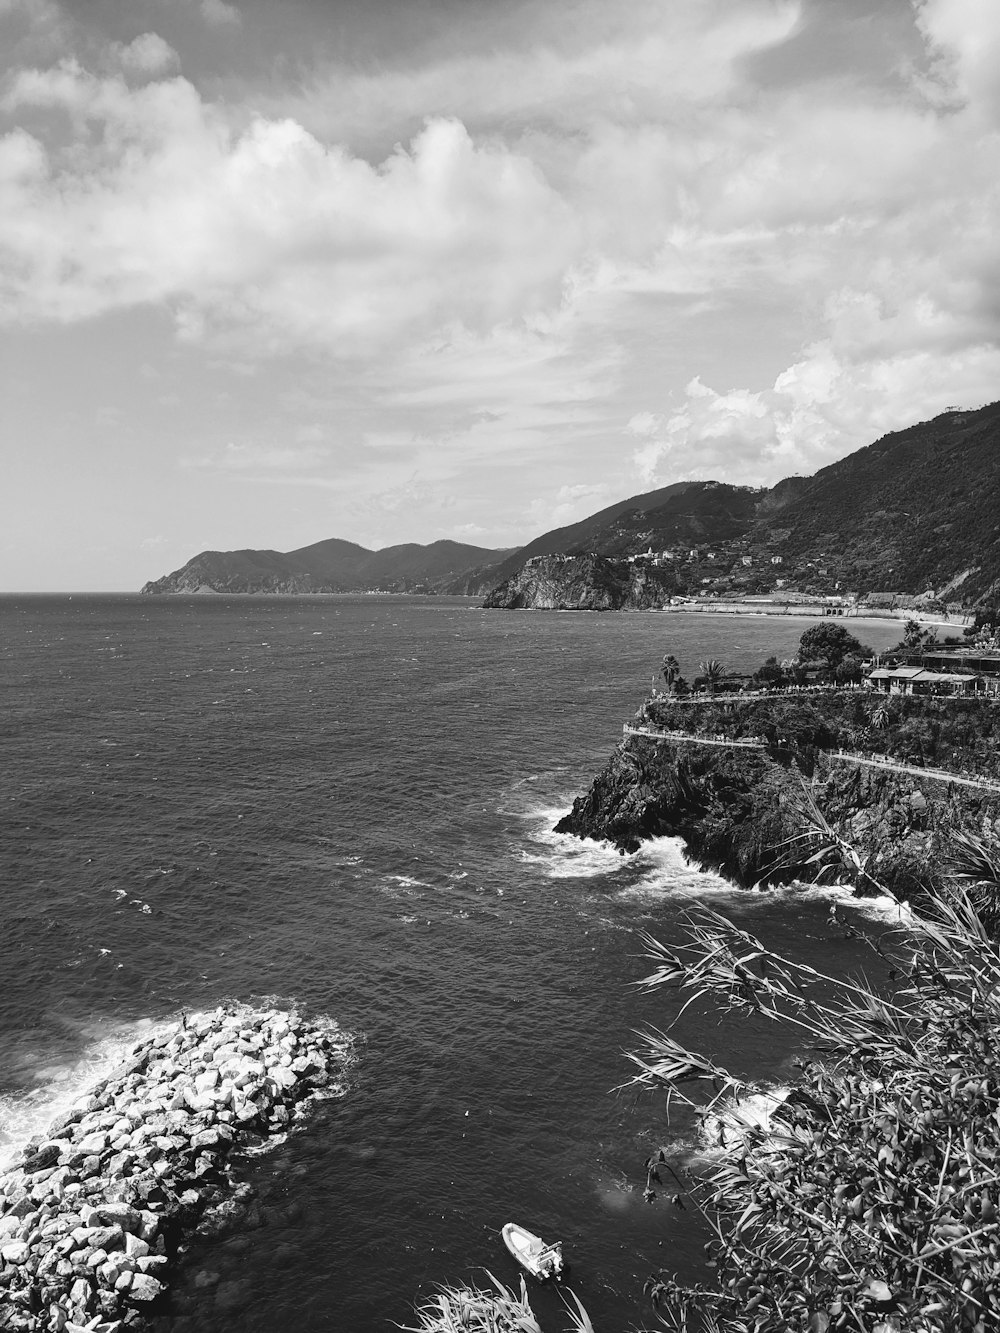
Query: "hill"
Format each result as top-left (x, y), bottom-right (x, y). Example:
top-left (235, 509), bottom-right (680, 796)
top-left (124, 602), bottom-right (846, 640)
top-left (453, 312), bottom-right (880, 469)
top-left (482, 401), bottom-right (1000, 609)
top-left (141, 539), bottom-right (515, 596)
top-left (143, 401), bottom-right (1000, 606)
top-left (753, 402), bottom-right (1000, 603)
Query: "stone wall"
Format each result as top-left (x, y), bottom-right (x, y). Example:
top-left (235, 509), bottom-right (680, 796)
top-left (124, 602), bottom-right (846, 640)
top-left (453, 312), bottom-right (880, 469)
top-left (0, 1004), bottom-right (351, 1333)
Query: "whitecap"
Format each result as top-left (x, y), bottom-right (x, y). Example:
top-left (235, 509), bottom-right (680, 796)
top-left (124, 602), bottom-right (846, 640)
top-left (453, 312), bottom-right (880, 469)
top-left (0, 1017), bottom-right (174, 1169)
top-left (699, 1086), bottom-right (791, 1156)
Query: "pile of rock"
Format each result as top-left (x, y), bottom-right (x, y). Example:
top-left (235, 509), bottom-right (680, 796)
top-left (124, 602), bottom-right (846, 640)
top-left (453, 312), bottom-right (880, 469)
top-left (0, 1005), bottom-right (351, 1333)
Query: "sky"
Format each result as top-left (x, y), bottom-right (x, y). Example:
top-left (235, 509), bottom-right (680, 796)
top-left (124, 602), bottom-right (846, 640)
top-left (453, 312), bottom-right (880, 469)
top-left (2, 0), bottom-right (999, 590)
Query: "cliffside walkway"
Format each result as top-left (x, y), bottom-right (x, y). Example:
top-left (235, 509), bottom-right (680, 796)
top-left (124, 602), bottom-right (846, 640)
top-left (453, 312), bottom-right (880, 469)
top-left (623, 725), bottom-right (767, 749)
top-left (649, 685), bottom-right (860, 707)
top-left (623, 725), bottom-right (1000, 794)
top-left (827, 750), bottom-right (1000, 794)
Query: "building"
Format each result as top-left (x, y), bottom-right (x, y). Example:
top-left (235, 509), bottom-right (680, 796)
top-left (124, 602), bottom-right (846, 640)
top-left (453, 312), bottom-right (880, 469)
top-left (864, 650), bottom-right (1000, 698)
top-left (770, 555), bottom-right (783, 565)
top-left (865, 667), bottom-right (981, 697)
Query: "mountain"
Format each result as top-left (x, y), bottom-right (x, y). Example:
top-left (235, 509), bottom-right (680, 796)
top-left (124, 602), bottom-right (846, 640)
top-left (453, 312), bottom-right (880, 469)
top-left (748, 403), bottom-right (1000, 603)
top-left (142, 539), bottom-right (515, 595)
top-left (144, 401), bottom-right (1000, 606)
top-left (482, 401), bottom-right (1000, 609)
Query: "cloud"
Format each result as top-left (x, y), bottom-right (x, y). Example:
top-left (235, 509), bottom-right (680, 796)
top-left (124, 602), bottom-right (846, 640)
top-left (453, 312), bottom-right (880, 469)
top-left (524, 482), bottom-right (616, 533)
top-left (1, 0), bottom-right (999, 505)
top-left (182, 442), bottom-right (329, 472)
top-left (111, 32), bottom-right (178, 75)
top-left (0, 65), bottom-right (581, 351)
top-left (199, 0), bottom-right (240, 26)
top-left (630, 337), bottom-right (1000, 490)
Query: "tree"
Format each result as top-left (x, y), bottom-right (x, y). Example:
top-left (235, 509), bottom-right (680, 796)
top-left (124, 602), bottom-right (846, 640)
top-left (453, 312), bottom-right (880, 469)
top-left (797, 622), bottom-right (867, 670)
top-left (902, 618), bottom-right (926, 649)
top-left (699, 659), bottom-right (725, 695)
top-left (661, 654), bottom-right (681, 691)
top-left (752, 656), bottom-right (787, 690)
top-left (868, 699), bottom-right (891, 730)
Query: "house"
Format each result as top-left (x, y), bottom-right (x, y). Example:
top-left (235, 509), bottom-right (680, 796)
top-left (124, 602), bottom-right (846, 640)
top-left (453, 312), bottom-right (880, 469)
top-left (865, 667), bottom-right (981, 697)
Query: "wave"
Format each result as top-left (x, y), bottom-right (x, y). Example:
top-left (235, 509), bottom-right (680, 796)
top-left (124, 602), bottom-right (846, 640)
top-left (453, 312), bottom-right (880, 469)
top-left (516, 802), bottom-right (630, 879)
top-left (0, 1014), bottom-right (171, 1170)
top-left (698, 1086), bottom-right (792, 1156)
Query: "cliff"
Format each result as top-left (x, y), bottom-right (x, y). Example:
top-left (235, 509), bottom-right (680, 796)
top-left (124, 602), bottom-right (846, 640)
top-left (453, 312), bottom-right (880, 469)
top-left (556, 692), bottom-right (1000, 899)
top-left (482, 553), bottom-right (681, 610)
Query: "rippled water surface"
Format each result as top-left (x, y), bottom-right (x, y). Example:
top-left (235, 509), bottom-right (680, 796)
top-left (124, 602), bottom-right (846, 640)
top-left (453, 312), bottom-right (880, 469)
top-left (0, 596), bottom-right (907, 1330)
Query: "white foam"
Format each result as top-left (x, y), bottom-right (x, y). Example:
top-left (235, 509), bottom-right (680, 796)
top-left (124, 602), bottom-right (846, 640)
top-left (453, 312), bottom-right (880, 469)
top-left (0, 1016), bottom-right (173, 1170)
top-left (378, 874), bottom-right (428, 898)
top-left (518, 802), bottom-right (630, 879)
top-left (700, 1086), bottom-right (791, 1154)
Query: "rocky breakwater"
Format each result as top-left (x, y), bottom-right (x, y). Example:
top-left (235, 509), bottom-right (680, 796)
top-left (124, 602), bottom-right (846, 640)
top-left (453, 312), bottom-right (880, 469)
top-left (0, 1004), bottom-right (351, 1333)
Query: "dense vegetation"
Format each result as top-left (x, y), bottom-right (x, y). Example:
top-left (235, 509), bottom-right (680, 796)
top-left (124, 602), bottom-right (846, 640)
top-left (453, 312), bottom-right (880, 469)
top-left (631, 850), bottom-right (1000, 1333)
top-left (639, 691), bottom-right (1000, 782)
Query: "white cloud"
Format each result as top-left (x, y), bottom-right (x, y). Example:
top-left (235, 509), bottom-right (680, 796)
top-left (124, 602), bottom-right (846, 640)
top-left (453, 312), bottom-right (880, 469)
top-left (111, 33), bottom-right (178, 75)
top-left (1, 0), bottom-right (999, 511)
top-left (630, 339), bottom-right (1000, 490)
top-left (0, 65), bottom-right (581, 350)
top-left (199, 0), bottom-right (240, 27)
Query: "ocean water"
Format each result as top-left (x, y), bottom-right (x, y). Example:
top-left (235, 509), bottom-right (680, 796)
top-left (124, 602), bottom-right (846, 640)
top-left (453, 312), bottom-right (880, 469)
top-left (0, 596), bottom-right (907, 1331)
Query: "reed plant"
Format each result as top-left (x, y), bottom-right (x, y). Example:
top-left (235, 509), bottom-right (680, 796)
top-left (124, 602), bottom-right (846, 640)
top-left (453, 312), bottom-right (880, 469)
top-left (401, 1273), bottom-right (596, 1333)
top-left (628, 854), bottom-right (1000, 1332)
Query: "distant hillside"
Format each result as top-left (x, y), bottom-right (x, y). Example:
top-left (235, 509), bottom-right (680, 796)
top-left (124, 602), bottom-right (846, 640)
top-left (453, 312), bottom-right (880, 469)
top-left (144, 401), bottom-right (1000, 607)
top-left (480, 401), bottom-right (1000, 610)
top-left (142, 539), bottom-right (515, 596)
top-left (750, 403), bottom-right (1000, 603)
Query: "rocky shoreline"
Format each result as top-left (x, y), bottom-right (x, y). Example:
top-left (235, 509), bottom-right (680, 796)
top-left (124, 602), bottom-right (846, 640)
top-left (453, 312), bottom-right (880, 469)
top-left (0, 1005), bottom-right (352, 1333)
top-left (556, 692), bottom-right (1000, 897)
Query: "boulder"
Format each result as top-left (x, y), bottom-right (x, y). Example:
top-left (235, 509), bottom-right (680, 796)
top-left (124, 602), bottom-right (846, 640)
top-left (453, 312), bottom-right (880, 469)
top-left (126, 1272), bottom-right (164, 1303)
top-left (21, 1143), bottom-right (62, 1174)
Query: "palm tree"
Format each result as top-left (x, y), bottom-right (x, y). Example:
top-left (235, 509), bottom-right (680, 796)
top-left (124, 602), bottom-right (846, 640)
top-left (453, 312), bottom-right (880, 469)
top-left (699, 658), bottom-right (725, 695)
top-left (661, 654), bottom-right (681, 691)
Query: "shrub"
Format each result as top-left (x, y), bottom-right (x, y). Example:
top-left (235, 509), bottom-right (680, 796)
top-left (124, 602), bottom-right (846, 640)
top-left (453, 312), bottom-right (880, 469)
top-left (630, 876), bottom-right (1000, 1333)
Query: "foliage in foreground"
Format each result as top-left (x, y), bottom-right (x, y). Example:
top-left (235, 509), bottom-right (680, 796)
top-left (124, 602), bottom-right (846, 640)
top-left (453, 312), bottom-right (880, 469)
top-left (629, 875), bottom-right (1000, 1333)
top-left (401, 1272), bottom-right (595, 1333)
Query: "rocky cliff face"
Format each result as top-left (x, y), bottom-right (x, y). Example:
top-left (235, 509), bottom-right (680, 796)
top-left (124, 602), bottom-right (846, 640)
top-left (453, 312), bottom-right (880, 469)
top-left (482, 553), bottom-right (679, 610)
top-left (556, 695), bottom-right (1000, 899)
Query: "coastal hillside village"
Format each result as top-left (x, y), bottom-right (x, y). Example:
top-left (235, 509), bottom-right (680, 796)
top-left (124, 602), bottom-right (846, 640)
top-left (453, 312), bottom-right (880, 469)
top-left (521, 543), bottom-right (970, 620)
top-left (616, 539), bottom-right (965, 616)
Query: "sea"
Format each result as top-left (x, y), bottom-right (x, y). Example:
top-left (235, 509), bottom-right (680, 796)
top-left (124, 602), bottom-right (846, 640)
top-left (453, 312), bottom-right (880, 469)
top-left (0, 595), bottom-right (908, 1332)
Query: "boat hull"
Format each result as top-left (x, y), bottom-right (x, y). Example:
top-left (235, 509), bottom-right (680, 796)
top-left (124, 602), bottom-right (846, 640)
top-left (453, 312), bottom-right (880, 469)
top-left (501, 1222), bottom-right (564, 1282)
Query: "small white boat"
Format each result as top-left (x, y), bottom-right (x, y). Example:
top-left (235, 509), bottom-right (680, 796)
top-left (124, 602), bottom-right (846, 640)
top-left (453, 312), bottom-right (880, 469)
top-left (501, 1222), bottom-right (565, 1281)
